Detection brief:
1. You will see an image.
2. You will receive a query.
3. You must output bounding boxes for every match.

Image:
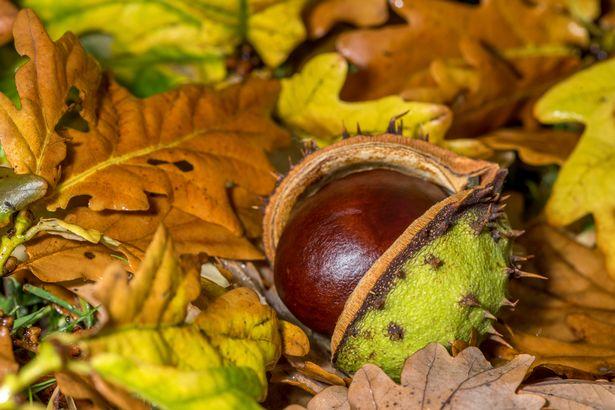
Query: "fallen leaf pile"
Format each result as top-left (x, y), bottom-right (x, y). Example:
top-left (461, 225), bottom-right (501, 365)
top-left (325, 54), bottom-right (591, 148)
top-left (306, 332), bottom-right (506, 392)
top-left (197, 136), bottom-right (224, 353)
top-left (2, 226), bottom-right (286, 409)
top-left (498, 224), bottom-right (615, 378)
top-left (331, 0), bottom-right (589, 137)
top-left (0, 10), bottom-right (288, 284)
top-left (0, 1), bottom-right (611, 409)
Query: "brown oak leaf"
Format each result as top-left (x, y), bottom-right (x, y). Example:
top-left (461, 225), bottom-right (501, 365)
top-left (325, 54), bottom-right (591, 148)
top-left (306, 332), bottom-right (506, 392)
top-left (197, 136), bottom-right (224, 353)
top-left (301, 343), bottom-right (545, 409)
top-left (0, 9), bottom-right (101, 186)
top-left (48, 77), bottom-right (287, 236)
top-left (520, 380), bottom-right (615, 409)
top-left (0, 320), bottom-right (17, 383)
top-left (307, 0), bottom-right (388, 39)
top-left (336, 0), bottom-right (587, 137)
top-left (499, 224), bottom-right (615, 378)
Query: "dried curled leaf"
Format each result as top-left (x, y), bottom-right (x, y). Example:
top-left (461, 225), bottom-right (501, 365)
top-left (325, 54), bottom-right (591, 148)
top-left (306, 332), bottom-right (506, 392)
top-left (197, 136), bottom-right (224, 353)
top-left (277, 53), bottom-right (451, 146)
top-left (279, 320), bottom-right (310, 358)
top-left (479, 129), bottom-right (580, 166)
top-left (25, 0), bottom-right (309, 93)
top-left (501, 224), bottom-right (615, 378)
top-left (18, 195), bottom-right (263, 283)
top-left (535, 58), bottom-right (615, 278)
top-left (303, 343), bottom-right (545, 409)
top-left (0, 10), bottom-right (100, 186)
top-left (336, 0), bottom-right (588, 136)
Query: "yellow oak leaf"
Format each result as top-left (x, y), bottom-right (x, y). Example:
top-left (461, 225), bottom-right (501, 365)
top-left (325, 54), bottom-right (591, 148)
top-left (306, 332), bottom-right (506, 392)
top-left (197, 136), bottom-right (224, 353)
top-left (94, 225), bottom-right (200, 327)
top-left (535, 58), bottom-right (615, 277)
top-left (277, 52), bottom-right (451, 146)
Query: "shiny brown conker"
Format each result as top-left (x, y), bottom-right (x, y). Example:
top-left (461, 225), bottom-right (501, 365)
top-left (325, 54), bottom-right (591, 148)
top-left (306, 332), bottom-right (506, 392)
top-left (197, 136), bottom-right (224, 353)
top-left (274, 168), bottom-right (448, 335)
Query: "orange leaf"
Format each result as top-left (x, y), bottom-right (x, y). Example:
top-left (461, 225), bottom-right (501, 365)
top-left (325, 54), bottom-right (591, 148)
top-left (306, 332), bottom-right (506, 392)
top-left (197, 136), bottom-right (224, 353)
top-left (0, 10), bottom-right (101, 186)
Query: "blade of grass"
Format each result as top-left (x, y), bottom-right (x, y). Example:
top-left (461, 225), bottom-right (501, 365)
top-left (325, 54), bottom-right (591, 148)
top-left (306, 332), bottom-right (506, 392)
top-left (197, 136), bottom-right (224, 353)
top-left (22, 284), bottom-right (81, 317)
top-left (12, 305), bottom-right (52, 333)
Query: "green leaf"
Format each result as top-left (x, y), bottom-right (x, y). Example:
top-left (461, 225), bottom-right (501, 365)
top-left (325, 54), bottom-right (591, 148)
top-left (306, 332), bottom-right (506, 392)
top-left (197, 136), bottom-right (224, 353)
top-left (277, 53), bottom-right (452, 146)
top-left (90, 354), bottom-right (262, 410)
top-left (25, 0), bottom-right (309, 95)
top-left (535, 57), bottom-right (615, 278)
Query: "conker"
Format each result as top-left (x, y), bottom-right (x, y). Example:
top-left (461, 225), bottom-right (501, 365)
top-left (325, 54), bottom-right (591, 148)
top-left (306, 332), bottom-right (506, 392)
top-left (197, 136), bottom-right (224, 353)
top-left (274, 168), bottom-right (448, 335)
top-left (265, 135), bottom-right (513, 379)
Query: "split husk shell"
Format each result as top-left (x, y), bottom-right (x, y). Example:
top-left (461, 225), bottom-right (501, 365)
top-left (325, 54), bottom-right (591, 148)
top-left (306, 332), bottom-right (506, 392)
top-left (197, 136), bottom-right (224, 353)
top-left (264, 134), bottom-right (514, 379)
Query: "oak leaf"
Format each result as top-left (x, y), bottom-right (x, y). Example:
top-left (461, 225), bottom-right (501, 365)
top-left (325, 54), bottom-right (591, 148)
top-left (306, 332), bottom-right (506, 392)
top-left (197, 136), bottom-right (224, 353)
top-left (277, 52), bottom-right (452, 146)
top-left (94, 224), bottom-right (199, 327)
top-left (336, 0), bottom-right (589, 137)
top-left (0, 321), bottom-right (16, 383)
top-left (25, 0), bottom-right (309, 93)
top-left (0, 0), bottom-right (16, 46)
top-left (48, 78), bottom-right (286, 236)
top-left (520, 380), bottom-right (615, 409)
top-left (0, 9), bottom-right (101, 186)
top-left (501, 224), bottom-right (615, 377)
top-left (535, 58), bottom-right (615, 278)
top-left (302, 343), bottom-right (545, 409)
top-left (279, 320), bottom-right (310, 358)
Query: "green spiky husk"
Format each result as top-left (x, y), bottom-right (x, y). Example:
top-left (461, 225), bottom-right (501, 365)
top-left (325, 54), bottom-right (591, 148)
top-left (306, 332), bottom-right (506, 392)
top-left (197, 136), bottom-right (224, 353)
top-left (332, 206), bottom-right (512, 380)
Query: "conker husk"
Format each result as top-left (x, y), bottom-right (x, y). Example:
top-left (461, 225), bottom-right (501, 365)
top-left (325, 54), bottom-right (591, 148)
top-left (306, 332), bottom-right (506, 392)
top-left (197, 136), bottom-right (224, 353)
top-left (264, 134), bottom-right (516, 379)
top-left (274, 169), bottom-right (447, 334)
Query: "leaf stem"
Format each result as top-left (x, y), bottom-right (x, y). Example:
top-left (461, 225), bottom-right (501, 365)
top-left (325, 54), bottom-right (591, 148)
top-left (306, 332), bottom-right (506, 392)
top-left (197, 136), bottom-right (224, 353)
top-left (0, 210), bottom-right (33, 275)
